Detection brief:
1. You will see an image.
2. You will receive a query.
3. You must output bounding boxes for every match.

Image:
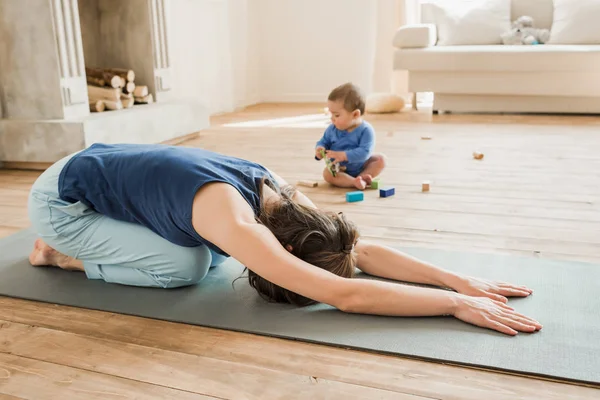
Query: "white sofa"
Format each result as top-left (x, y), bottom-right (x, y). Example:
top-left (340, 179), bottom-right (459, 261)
top-left (393, 0), bottom-right (600, 114)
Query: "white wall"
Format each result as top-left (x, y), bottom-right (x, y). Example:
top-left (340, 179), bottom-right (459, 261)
top-left (168, 0), bottom-right (260, 114)
top-left (167, 0), bottom-right (409, 114)
top-left (256, 0), bottom-right (379, 102)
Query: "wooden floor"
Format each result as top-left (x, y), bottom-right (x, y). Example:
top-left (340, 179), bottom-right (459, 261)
top-left (1, 104), bottom-right (599, 399)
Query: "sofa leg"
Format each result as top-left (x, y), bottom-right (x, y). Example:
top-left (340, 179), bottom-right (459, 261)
top-left (412, 92), bottom-right (418, 110)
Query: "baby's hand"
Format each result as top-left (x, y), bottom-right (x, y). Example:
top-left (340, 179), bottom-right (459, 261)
top-left (315, 147), bottom-right (325, 160)
top-left (325, 150), bottom-right (347, 164)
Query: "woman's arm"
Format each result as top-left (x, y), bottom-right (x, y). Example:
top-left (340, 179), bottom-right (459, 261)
top-left (190, 183), bottom-right (541, 336)
top-left (355, 240), bottom-right (534, 302)
top-left (355, 240), bottom-right (462, 288)
top-left (266, 168), bottom-right (533, 302)
top-left (192, 182), bottom-right (348, 306)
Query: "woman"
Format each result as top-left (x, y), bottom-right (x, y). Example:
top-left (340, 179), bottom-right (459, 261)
top-left (28, 143), bottom-right (541, 336)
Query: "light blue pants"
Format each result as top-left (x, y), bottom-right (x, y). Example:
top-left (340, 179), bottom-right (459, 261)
top-left (27, 153), bottom-right (227, 288)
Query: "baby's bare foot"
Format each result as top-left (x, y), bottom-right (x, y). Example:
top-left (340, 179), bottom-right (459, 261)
top-left (361, 174), bottom-right (373, 185)
top-left (353, 176), bottom-right (367, 190)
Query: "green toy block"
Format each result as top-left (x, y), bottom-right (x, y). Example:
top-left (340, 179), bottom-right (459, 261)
top-left (371, 178), bottom-right (381, 189)
top-left (321, 148), bottom-right (338, 177)
top-left (346, 191), bottom-right (364, 203)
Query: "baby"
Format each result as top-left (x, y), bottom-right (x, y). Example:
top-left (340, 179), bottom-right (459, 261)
top-left (315, 83), bottom-right (386, 190)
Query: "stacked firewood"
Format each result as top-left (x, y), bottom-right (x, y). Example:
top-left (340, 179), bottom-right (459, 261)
top-left (86, 67), bottom-right (154, 113)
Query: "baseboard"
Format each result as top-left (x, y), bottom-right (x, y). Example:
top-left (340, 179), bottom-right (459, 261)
top-left (235, 94), bottom-right (263, 110)
top-left (1, 161), bottom-right (52, 171)
top-left (160, 131), bottom-right (202, 146)
top-left (432, 94), bottom-right (600, 114)
top-left (260, 93), bottom-right (327, 103)
top-left (206, 95), bottom-right (263, 116)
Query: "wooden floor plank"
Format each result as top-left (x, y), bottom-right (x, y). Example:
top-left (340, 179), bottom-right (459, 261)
top-left (0, 298), bottom-right (596, 400)
top-left (0, 394), bottom-right (25, 400)
top-left (0, 320), bottom-right (421, 400)
top-left (355, 236), bottom-right (600, 265)
top-left (1, 104), bottom-right (600, 399)
top-left (0, 353), bottom-right (216, 400)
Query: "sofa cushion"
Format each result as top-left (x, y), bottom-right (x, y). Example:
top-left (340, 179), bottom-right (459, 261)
top-left (548, 0), bottom-right (600, 44)
top-left (421, 0), bottom-right (511, 46)
top-left (422, 1), bottom-right (555, 33)
top-left (511, 0), bottom-right (554, 30)
top-left (394, 45), bottom-right (600, 72)
top-left (392, 24), bottom-right (437, 48)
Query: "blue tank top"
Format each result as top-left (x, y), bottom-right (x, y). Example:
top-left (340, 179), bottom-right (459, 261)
top-left (58, 143), bottom-right (276, 256)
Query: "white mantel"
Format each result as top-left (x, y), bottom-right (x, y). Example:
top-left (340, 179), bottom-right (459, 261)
top-left (0, 0), bottom-right (209, 163)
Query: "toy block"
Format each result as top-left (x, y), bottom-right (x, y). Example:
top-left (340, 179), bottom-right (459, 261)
top-left (422, 180), bottom-right (430, 192)
top-left (473, 151), bottom-right (484, 160)
top-left (346, 191), bottom-right (364, 203)
top-left (379, 187), bottom-right (395, 198)
top-left (370, 178), bottom-right (381, 189)
top-left (321, 148), bottom-right (338, 177)
top-left (297, 180), bottom-right (318, 188)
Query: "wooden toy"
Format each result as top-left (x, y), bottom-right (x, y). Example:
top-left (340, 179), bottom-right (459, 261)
top-left (321, 148), bottom-right (339, 177)
top-left (346, 191), bottom-right (364, 202)
top-left (297, 180), bottom-right (318, 188)
top-left (422, 180), bottom-right (430, 192)
top-left (370, 178), bottom-right (381, 189)
top-left (379, 187), bottom-right (395, 198)
top-left (473, 151), bottom-right (484, 160)
top-left (421, 136), bottom-right (432, 140)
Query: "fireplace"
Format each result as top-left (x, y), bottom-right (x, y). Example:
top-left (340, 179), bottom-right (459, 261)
top-left (0, 0), bottom-right (209, 165)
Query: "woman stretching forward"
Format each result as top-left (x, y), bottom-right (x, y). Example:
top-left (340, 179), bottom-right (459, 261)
top-left (28, 143), bottom-right (541, 336)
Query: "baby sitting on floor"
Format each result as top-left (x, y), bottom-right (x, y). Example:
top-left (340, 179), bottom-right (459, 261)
top-left (315, 83), bottom-right (386, 190)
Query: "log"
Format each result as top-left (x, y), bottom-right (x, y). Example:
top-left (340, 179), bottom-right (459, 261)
top-left (134, 94), bottom-right (153, 104)
top-left (120, 93), bottom-right (134, 108)
top-left (86, 76), bottom-right (105, 87)
top-left (123, 82), bottom-right (136, 94)
top-left (133, 85), bottom-right (148, 97)
top-left (87, 85), bottom-right (121, 102)
top-left (105, 68), bottom-right (135, 82)
top-left (88, 100), bottom-right (105, 113)
top-left (103, 100), bottom-right (123, 110)
top-left (85, 67), bottom-right (121, 88)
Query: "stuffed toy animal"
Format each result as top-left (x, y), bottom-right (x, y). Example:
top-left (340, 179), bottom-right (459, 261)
top-left (501, 16), bottom-right (550, 45)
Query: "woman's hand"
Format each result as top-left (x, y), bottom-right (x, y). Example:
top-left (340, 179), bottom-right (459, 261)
top-left (453, 294), bottom-right (542, 336)
top-left (452, 276), bottom-right (533, 303)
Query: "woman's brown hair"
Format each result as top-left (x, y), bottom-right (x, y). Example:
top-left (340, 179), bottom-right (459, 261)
top-left (246, 178), bottom-right (359, 307)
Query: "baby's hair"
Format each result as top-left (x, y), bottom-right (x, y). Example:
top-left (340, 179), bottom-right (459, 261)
top-left (328, 83), bottom-right (365, 115)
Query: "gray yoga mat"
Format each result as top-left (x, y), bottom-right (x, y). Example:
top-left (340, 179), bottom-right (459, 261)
top-left (1, 229), bottom-right (599, 385)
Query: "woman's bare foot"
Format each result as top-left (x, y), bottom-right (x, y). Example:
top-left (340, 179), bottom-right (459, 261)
top-left (29, 239), bottom-right (83, 271)
top-left (353, 176), bottom-right (367, 190)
